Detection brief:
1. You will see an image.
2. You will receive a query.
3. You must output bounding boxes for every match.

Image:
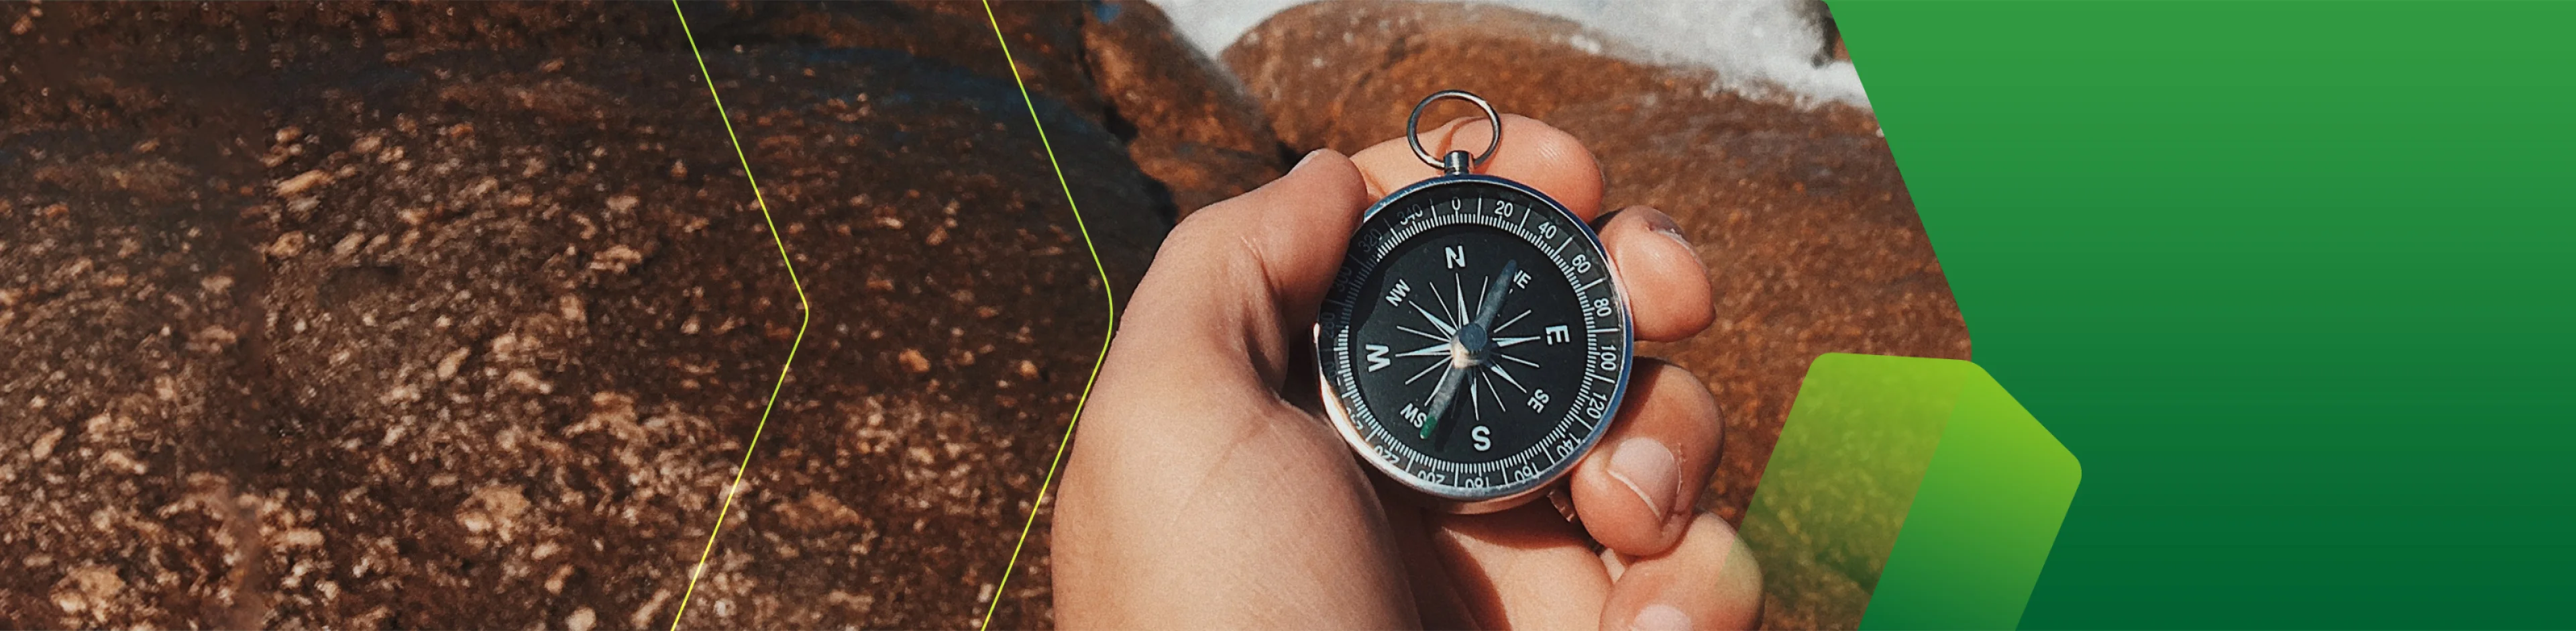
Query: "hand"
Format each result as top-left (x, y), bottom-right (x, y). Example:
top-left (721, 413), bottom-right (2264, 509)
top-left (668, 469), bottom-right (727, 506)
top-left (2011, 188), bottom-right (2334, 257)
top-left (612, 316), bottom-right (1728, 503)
top-left (1053, 115), bottom-right (1760, 630)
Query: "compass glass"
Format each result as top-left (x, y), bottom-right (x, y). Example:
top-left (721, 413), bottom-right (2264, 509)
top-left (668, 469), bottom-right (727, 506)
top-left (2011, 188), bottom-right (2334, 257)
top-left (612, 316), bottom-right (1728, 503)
top-left (1318, 177), bottom-right (1631, 503)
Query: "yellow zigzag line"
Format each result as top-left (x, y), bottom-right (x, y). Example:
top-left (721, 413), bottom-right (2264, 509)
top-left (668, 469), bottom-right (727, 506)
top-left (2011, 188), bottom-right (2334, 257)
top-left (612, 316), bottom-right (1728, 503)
top-left (978, 2), bottom-right (1122, 629)
top-left (667, 2), bottom-right (811, 628)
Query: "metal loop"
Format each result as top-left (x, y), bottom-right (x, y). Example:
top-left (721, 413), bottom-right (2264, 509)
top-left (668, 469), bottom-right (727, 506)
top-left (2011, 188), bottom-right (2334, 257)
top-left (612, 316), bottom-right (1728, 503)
top-left (1407, 90), bottom-right (1502, 173)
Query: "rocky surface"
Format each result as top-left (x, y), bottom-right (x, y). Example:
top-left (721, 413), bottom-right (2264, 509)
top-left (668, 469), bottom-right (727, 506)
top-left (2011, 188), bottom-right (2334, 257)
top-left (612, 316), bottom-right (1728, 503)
top-left (1, 2), bottom-right (1169, 628)
top-left (1227, 3), bottom-right (1970, 628)
top-left (1080, 1), bottom-right (1287, 219)
top-left (4, 0), bottom-right (1960, 628)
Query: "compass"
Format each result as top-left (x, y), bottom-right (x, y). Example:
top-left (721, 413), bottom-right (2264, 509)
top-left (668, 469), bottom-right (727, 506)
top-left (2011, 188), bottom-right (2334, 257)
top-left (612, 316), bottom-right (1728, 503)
top-left (1316, 91), bottom-right (1633, 515)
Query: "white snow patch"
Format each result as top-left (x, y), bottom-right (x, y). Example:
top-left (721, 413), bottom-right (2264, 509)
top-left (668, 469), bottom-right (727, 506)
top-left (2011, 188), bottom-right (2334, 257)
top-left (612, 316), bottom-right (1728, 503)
top-left (1148, 0), bottom-right (1868, 109)
top-left (1568, 34), bottom-right (1603, 56)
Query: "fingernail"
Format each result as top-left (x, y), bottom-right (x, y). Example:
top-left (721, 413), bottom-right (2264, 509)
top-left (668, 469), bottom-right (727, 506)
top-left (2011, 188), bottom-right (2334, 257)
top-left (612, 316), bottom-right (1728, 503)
top-left (1638, 208), bottom-right (1695, 252)
top-left (1291, 148), bottom-right (1328, 173)
top-left (1607, 436), bottom-right (1680, 520)
top-left (1630, 603), bottom-right (1692, 631)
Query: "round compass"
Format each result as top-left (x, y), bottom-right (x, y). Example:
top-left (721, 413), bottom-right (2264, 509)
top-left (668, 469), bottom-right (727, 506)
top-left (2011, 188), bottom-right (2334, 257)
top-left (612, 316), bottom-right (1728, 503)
top-left (1316, 92), bottom-right (1633, 514)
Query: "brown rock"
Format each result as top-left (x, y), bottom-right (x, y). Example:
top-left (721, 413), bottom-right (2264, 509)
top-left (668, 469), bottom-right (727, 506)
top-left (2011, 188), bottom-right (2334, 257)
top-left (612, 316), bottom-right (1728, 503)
top-left (1229, 4), bottom-right (1966, 626)
top-left (273, 170), bottom-right (332, 197)
top-left (1, 2), bottom-right (1159, 628)
top-left (0, 8), bottom-right (272, 622)
top-left (1081, 0), bottom-right (1288, 219)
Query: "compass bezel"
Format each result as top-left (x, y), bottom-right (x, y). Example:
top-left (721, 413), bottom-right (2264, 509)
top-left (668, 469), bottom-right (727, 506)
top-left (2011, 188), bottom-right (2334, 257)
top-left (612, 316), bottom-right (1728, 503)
top-left (1313, 174), bottom-right (1636, 514)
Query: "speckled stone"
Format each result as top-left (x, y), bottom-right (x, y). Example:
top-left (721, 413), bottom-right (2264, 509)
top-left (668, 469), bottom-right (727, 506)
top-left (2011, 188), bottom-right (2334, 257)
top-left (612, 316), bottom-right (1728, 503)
top-left (1, 2), bottom-right (1156, 628)
top-left (1228, 5), bottom-right (1968, 627)
top-left (1080, 0), bottom-right (1288, 220)
top-left (3, 1), bottom-right (1920, 628)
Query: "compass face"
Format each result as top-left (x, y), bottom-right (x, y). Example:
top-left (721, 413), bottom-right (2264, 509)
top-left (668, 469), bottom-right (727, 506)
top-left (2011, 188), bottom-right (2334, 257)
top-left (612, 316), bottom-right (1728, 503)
top-left (1317, 176), bottom-right (1632, 507)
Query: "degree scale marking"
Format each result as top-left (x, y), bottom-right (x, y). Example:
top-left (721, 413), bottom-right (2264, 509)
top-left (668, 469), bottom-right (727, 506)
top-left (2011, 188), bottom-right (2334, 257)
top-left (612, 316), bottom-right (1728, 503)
top-left (1326, 183), bottom-right (1625, 484)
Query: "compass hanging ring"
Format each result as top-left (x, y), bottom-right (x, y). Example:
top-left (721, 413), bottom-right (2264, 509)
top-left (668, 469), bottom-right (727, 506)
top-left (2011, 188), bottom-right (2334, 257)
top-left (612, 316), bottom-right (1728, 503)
top-left (1407, 89), bottom-right (1504, 175)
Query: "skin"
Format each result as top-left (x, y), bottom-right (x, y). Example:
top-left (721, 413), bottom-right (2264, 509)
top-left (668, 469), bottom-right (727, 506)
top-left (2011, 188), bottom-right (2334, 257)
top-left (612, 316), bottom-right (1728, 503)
top-left (1054, 115), bottom-right (1762, 630)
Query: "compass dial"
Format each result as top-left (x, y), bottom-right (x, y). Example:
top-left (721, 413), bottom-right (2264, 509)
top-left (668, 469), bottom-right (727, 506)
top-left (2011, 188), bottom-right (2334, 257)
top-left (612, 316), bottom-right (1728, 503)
top-left (1318, 176), bottom-right (1633, 508)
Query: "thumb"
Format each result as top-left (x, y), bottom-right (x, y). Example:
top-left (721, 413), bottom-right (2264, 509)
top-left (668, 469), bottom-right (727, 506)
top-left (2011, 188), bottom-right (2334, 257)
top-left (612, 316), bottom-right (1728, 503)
top-left (1056, 149), bottom-right (1420, 630)
top-left (1115, 149), bottom-right (1370, 388)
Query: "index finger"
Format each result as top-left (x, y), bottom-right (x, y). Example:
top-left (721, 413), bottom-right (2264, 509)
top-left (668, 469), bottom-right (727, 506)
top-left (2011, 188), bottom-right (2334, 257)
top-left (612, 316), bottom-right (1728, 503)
top-left (1350, 113), bottom-right (1607, 222)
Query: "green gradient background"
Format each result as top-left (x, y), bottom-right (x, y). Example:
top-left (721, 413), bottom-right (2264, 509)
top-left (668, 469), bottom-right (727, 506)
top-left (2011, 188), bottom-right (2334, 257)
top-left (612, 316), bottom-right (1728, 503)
top-left (1737, 353), bottom-right (2079, 628)
top-left (1833, 1), bottom-right (2576, 628)
top-left (1866, 355), bottom-right (2078, 629)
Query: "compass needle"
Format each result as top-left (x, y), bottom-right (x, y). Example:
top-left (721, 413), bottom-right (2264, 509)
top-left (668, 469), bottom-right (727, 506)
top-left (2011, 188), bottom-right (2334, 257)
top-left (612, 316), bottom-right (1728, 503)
top-left (1420, 362), bottom-right (1468, 439)
top-left (1475, 276), bottom-right (1492, 316)
top-left (1311, 91), bottom-right (1630, 512)
top-left (1472, 260), bottom-right (1517, 328)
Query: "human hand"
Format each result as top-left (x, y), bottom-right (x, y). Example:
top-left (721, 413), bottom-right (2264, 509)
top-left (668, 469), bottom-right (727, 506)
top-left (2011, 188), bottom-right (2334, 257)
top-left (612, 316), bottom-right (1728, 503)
top-left (1053, 115), bottom-right (1760, 630)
